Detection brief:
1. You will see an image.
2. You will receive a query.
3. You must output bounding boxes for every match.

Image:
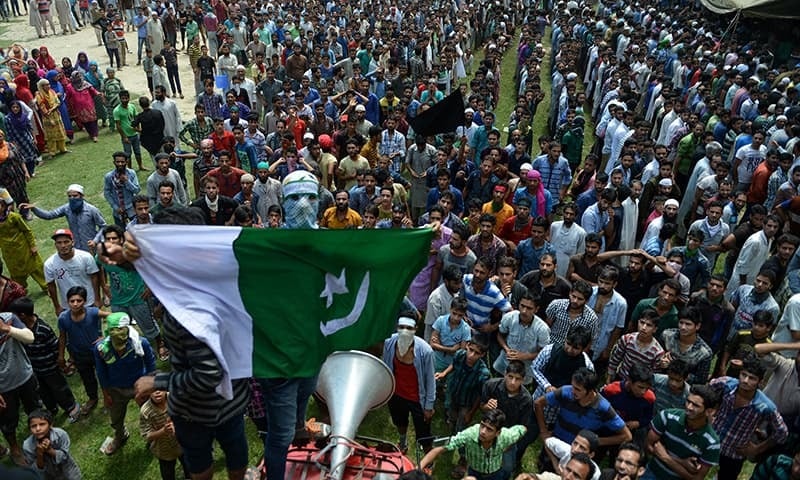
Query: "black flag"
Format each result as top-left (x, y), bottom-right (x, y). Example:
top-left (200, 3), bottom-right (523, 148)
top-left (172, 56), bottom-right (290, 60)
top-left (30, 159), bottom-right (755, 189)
top-left (408, 89), bottom-right (464, 137)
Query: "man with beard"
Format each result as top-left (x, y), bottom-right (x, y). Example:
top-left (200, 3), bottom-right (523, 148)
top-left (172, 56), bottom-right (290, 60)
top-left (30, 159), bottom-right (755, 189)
top-left (179, 104), bottom-right (214, 153)
top-left (232, 126), bottom-right (259, 174)
top-left (721, 204), bottom-right (766, 279)
top-left (192, 139), bottom-right (219, 198)
top-left (103, 152), bottom-right (142, 227)
top-left (321, 190), bottom-right (362, 229)
top-left (151, 86), bottom-right (182, 148)
top-left (630, 279), bottom-right (681, 338)
top-left (499, 198), bottom-right (534, 252)
top-left (644, 385), bottom-right (721, 480)
top-left (640, 199), bottom-right (679, 250)
top-left (425, 265), bottom-right (463, 342)
top-left (482, 184), bottom-right (514, 235)
top-left (688, 201), bottom-right (729, 272)
top-left (463, 257), bottom-right (513, 338)
top-left (467, 214), bottom-right (507, 275)
top-left (377, 203), bottom-right (414, 229)
top-left (151, 181), bottom-right (178, 216)
top-left (190, 176), bottom-right (237, 226)
top-left (382, 317), bottom-right (436, 453)
top-left (618, 180), bottom-right (642, 267)
top-left (617, 253), bottom-right (653, 327)
top-left (431, 223), bottom-right (477, 287)
top-left (550, 203), bottom-right (586, 278)
top-left (545, 280), bottom-right (599, 347)
top-left (519, 254), bottom-right (571, 317)
top-left (600, 442), bottom-right (646, 480)
top-left (146, 154), bottom-right (186, 207)
top-left (203, 151), bottom-right (247, 199)
top-left (588, 266), bottom-right (627, 371)
top-left (639, 162), bottom-right (681, 229)
top-left (252, 162), bottom-right (282, 222)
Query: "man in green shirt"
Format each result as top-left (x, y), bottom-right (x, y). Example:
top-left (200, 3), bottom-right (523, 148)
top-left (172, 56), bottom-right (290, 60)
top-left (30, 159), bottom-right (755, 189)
top-left (113, 90), bottom-right (147, 171)
top-left (750, 451), bottom-right (800, 480)
top-left (419, 409), bottom-right (525, 480)
top-left (644, 384), bottom-right (721, 480)
top-left (629, 279), bottom-right (681, 337)
top-left (97, 225), bottom-right (166, 361)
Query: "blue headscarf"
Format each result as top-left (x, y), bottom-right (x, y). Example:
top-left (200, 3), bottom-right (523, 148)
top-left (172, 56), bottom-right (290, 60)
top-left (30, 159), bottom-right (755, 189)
top-left (84, 61), bottom-right (103, 89)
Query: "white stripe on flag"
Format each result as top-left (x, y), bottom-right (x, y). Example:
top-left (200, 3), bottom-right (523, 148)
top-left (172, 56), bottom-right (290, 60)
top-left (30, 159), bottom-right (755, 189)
top-left (129, 225), bottom-right (252, 399)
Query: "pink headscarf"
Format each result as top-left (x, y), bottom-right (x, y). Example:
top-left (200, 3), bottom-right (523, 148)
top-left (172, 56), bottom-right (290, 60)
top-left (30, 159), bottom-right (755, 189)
top-left (526, 170), bottom-right (547, 217)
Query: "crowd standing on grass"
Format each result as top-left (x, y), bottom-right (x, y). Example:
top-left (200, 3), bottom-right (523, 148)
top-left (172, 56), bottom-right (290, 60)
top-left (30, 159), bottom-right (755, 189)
top-left (3, 0), bottom-right (800, 479)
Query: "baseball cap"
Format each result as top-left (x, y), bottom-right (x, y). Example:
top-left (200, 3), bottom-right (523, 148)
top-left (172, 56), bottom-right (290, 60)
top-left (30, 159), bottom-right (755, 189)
top-left (52, 228), bottom-right (73, 240)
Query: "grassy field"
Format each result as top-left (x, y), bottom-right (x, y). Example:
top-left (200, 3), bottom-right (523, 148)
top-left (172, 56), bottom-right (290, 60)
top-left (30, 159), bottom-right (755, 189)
top-left (0, 33), bottom-right (538, 480)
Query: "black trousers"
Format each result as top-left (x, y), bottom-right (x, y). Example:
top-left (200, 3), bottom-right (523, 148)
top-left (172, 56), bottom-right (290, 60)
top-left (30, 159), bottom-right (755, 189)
top-left (159, 456), bottom-right (191, 480)
top-left (72, 351), bottom-right (99, 401)
top-left (387, 394), bottom-right (432, 450)
top-left (0, 375), bottom-right (41, 436)
top-left (37, 370), bottom-right (77, 413)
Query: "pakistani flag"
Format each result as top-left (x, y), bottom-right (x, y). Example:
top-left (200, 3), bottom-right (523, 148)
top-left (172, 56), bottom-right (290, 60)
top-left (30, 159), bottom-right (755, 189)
top-left (129, 225), bottom-right (432, 398)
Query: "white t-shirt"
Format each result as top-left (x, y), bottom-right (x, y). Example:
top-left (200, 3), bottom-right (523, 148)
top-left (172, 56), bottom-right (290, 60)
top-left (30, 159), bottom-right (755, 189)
top-left (44, 249), bottom-right (99, 308)
top-left (734, 144), bottom-right (767, 185)
top-left (544, 437), bottom-right (601, 480)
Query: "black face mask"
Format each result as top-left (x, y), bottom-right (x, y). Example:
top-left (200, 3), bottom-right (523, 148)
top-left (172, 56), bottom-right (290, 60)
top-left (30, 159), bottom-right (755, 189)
top-left (163, 144), bottom-right (174, 153)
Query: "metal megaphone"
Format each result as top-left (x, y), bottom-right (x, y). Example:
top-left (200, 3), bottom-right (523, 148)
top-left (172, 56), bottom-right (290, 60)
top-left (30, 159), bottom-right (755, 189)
top-left (315, 350), bottom-right (396, 480)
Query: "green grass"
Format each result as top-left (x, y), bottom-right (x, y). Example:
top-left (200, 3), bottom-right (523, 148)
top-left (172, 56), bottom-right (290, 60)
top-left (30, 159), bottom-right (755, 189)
top-left (4, 28), bottom-right (748, 480)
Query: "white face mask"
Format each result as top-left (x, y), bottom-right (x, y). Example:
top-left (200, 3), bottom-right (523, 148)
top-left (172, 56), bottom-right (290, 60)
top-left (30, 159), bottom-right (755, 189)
top-left (396, 329), bottom-right (414, 355)
top-left (667, 261), bottom-right (683, 277)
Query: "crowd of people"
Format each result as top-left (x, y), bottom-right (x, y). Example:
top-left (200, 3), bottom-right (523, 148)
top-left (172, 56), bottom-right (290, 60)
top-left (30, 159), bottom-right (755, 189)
top-left (1, 0), bottom-right (800, 479)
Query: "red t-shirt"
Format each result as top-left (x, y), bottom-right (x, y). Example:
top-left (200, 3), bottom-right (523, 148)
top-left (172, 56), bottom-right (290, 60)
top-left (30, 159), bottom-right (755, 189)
top-left (393, 355), bottom-right (419, 402)
top-left (206, 167), bottom-right (246, 198)
top-left (499, 215), bottom-right (533, 246)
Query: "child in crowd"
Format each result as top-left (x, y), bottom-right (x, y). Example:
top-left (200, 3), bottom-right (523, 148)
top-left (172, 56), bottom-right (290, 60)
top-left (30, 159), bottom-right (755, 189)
top-left (435, 337), bottom-right (491, 435)
top-left (140, 390), bottom-right (190, 480)
top-left (607, 308), bottom-right (664, 381)
top-left (104, 23), bottom-right (121, 69)
top-left (22, 409), bottom-right (81, 480)
top-left (430, 297), bottom-right (472, 372)
top-left (142, 48), bottom-right (154, 98)
top-left (57, 285), bottom-right (109, 415)
top-left (10, 297), bottom-right (80, 423)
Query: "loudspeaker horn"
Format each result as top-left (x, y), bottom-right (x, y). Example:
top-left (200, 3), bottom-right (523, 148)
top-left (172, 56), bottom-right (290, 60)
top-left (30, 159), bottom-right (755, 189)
top-left (315, 350), bottom-right (395, 480)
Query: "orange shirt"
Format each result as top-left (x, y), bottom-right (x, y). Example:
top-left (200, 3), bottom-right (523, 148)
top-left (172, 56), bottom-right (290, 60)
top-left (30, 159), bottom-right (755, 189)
top-left (482, 201), bottom-right (515, 234)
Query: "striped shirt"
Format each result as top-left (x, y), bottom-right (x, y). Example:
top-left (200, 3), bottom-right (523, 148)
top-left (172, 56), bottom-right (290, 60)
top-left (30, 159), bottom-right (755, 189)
top-left (648, 409), bottom-right (720, 478)
top-left (462, 274), bottom-right (512, 328)
top-left (711, 376), bottom-right (788, 459)
top-left (23, 317), bottom-right (60, 375)
top-left (545, 385), bottom-right (625, 444)
top-left (546, 298), bottom-right (599, 346)
top-left (607, 332), bottom-right (664, 381)
top-left (153, 312), bottom-right (249, 427)
top-left (444, 423), bottom-right (526, 474)
top-left (139, 398), bottom-right (182, 461)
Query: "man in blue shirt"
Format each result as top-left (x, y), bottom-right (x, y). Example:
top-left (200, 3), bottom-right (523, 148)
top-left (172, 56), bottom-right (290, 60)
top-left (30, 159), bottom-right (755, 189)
top-left (133, 7), bottom-right (149, 65)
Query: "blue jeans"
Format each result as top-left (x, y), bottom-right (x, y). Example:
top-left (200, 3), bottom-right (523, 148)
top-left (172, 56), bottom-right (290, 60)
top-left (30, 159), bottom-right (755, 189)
top-left (258, 375), bottom-right (318, 480)
top-left (137, 36), bottom-right (147, 61)
top-left (172, 414), bottom-right (248, 474)
top-left (122, 134), bottom-right (142, 161)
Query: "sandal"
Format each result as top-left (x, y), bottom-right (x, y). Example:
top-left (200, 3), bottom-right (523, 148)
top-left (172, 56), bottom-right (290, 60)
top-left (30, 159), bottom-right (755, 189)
top-left (80, 399), bottom-right (98, 416)
top-left (102, 430), bottom-right (129, 455)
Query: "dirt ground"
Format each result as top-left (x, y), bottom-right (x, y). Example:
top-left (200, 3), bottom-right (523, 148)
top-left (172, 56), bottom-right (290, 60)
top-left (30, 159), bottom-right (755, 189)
top-left (2, 13), bottom-right (201, 117)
